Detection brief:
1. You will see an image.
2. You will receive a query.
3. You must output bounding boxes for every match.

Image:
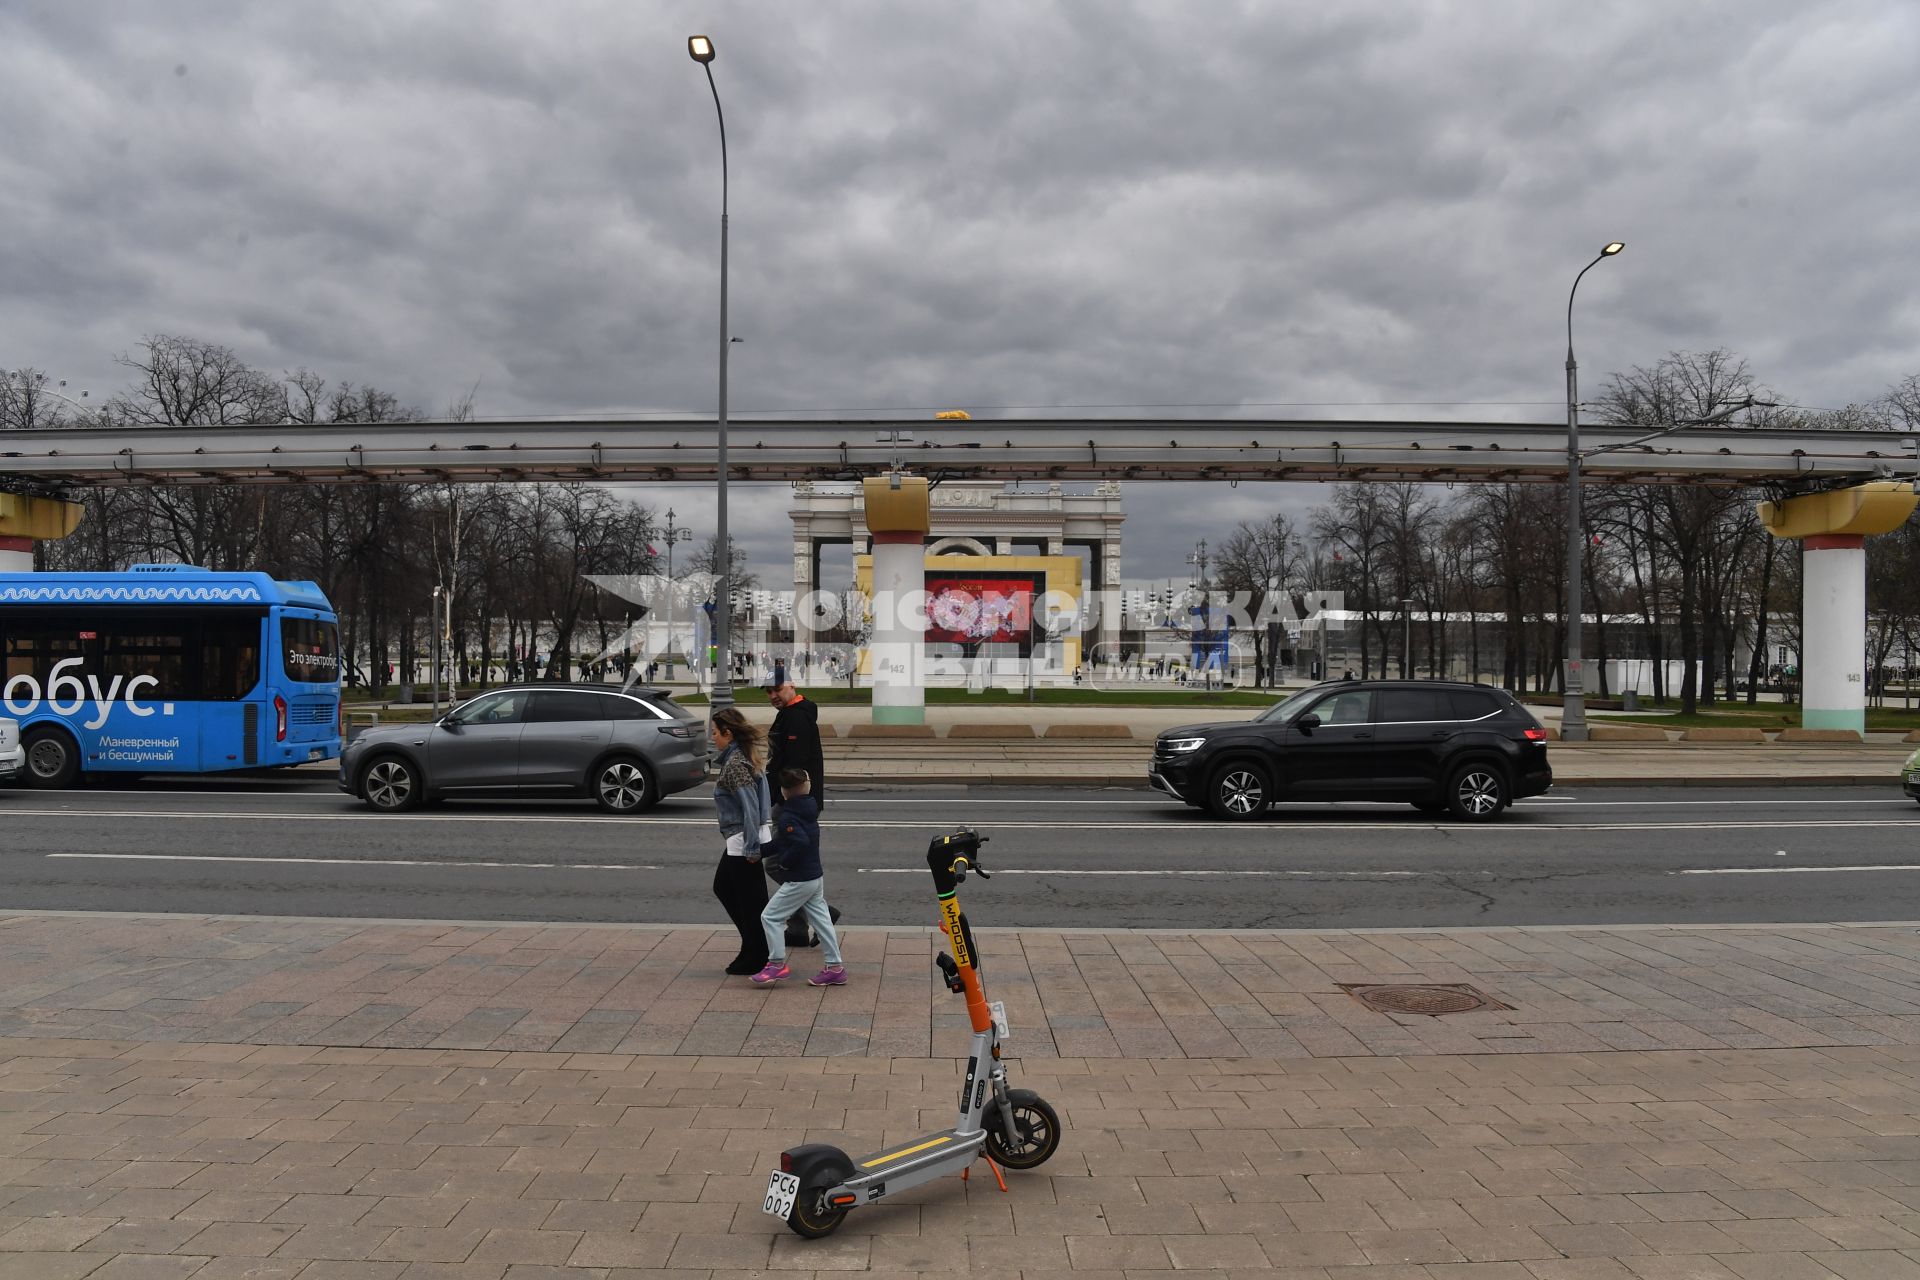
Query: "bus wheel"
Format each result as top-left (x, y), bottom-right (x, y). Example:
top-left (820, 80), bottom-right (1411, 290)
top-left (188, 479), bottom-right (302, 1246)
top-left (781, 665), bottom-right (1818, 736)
top-left (361, 756), bottom-right (422, 812)
top-left (22, 727), bottom-right (80, 789)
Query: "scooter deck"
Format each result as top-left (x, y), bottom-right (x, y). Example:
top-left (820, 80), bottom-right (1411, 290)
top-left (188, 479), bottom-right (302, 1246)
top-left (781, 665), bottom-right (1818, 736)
top-left (834, 1127), bottom-right (989, 1200)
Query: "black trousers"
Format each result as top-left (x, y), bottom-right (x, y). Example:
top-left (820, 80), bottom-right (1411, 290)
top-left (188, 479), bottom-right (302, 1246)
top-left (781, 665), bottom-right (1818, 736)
top-left (713, 853), bottom-right (770, 966)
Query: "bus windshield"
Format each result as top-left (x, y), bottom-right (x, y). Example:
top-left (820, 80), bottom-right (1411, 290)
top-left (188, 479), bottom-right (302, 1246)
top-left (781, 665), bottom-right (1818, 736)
top-left (282, 617), bottom-right (340, 683)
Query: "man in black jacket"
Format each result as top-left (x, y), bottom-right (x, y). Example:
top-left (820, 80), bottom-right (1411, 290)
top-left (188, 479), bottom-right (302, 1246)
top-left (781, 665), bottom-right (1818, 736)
top-left (765, 681), bottom-right (835, 946)
top-left (765, 682), bottom-right (825, 808)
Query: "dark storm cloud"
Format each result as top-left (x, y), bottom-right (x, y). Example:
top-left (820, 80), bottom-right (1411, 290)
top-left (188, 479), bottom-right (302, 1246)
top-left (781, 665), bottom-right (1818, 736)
top-left (2, 0), bottom-right (1916, 580)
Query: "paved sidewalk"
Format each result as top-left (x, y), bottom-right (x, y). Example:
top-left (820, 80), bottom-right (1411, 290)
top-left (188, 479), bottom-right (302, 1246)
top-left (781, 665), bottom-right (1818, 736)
top-left (4, 1035), bottom-right (1920, 1279)
top-left (7, 915), bottom-right (1920, 1277)
top-left (9, 914), bottom-right (1920, 1059)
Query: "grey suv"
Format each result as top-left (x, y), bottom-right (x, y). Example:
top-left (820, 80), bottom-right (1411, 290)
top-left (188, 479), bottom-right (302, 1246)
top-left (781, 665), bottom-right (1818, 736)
top-left (340, 685), bottom-right (709, 813)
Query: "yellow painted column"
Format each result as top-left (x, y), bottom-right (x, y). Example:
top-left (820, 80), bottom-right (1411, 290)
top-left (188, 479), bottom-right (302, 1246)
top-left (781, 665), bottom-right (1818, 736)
top-left (1756, 481), bottom-right (1918, 732)
top-left (862, 475), bottom-right (931, 725)
top-left (0, 495), bottom-right (83, 572)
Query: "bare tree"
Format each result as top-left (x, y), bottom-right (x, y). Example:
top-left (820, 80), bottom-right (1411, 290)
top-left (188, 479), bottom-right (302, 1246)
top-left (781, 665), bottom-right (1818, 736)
top-left (1592, 349), bottom-right (1772, 713)
top-left (1211, 513), bottom-right (1304, 686)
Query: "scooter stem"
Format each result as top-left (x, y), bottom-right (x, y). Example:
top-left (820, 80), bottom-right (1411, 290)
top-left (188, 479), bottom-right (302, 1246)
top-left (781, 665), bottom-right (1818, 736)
top-left (928, 830), bottom-right (995, 1035)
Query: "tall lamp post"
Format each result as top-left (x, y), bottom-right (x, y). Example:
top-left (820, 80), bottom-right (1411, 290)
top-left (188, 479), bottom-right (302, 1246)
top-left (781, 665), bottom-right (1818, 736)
top-left (687, 34), bottom-right (735, 716)
top-left (1561, 241), bottom-right (1624, 743)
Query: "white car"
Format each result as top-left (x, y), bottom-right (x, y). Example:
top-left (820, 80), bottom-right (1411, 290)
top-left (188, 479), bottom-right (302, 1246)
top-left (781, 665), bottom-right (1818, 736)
top-left (0, 718), bottom-right (21, 783)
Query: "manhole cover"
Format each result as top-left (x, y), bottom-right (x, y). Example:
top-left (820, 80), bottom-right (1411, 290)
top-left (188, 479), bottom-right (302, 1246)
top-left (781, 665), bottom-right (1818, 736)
top-left (1341, 983), bottom-right (1508, 1015)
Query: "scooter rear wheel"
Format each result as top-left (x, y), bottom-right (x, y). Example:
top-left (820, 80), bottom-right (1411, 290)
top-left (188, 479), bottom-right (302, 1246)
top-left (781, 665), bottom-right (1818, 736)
top-left (787, 1189), bottom-right (848, 1243)
top-left (984, 1089), bottom-right (1061, 1170)
top-left (787, 1173), bottom-right (851, 1238)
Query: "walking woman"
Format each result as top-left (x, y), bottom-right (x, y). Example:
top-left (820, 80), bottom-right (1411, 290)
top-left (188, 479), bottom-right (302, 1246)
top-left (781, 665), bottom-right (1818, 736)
top-left (710, 707), bottom-right (774, 975)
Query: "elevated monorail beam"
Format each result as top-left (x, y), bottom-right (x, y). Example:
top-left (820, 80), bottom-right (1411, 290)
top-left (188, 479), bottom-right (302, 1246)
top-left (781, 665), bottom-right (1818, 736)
top-left (0, 418), bottom-right (1911, 487)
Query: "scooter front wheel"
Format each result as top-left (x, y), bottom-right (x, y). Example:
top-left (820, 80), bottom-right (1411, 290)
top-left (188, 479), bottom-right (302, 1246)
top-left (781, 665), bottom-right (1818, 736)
top-left (984, 1089), bottom-right (1061, 1170)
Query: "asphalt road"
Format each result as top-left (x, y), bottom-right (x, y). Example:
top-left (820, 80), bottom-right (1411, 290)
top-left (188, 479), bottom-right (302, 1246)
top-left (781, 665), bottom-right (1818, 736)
top-left (3, 777), bottom-right (1918, 929)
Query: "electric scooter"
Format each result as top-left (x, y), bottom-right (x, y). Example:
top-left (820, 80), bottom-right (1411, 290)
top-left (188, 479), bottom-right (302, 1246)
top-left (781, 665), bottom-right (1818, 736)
top-left (760, 827), bottom-right (1061, 1238)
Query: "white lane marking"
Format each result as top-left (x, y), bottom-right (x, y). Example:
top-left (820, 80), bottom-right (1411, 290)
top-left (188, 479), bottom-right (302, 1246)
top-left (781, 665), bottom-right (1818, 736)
top-left (857, 868), bottom-right (1420, 877)
top-left (48, 853), bottom-right (656, 871)
top-left (8, 810), bottom-right (1918, 834)
top-left (1680, 864), bottom-right (1920, 876)
top-left (8, 805), bottom-right (1919, 838)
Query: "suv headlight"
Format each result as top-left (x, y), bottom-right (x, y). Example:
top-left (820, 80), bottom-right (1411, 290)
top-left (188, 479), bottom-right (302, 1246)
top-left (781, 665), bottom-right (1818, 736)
top-left (1161, 737), bottom-right (1206, 754)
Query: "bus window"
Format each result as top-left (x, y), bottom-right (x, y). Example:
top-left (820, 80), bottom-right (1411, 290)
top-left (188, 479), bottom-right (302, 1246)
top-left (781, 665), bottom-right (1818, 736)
top-left (281, 618), bottom-right (339, 684)
top-left (202, 617), bottom-right (262, 700)
top-left (101, 625), bottom-right (190, 700)
top-left (3, 621), bottom-right (92, 685)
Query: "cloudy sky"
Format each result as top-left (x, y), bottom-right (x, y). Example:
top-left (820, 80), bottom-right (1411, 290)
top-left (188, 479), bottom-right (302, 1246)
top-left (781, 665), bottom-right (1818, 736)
top-left (3, 0), bottom-right (1916, 583)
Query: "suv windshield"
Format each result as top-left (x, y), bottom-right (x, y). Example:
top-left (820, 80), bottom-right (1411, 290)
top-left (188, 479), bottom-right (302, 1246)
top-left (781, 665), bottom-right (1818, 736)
top-left (1255, 687), bottom-right (1324, 723)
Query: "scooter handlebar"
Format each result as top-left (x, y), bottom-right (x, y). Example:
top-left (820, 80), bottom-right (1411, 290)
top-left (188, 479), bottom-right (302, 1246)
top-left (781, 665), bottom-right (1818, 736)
top-left (926, 828), bottom-right (989, 894)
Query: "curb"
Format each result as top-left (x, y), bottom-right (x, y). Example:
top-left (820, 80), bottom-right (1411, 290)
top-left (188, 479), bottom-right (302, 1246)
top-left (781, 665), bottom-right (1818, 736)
top-left (831, 773), bottom-right (1896, 789)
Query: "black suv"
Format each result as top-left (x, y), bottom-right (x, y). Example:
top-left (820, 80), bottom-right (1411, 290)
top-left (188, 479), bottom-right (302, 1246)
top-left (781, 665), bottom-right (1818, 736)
top-left (1150, 680), bottom-right (1552, 821)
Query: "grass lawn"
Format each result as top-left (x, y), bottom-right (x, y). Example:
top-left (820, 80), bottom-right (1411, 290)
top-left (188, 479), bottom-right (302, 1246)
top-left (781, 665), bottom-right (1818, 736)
top-left (674, 686), bottom-right (1280, 708)
top-left (344, 685), bottom-right (1283, 712)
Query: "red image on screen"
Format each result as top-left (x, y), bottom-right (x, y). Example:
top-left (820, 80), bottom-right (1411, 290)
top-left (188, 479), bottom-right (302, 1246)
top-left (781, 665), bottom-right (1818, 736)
top-left (924, 574), bottom-right (1041, 654)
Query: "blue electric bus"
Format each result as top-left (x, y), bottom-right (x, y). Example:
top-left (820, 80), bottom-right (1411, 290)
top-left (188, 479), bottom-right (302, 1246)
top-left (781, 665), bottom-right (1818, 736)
top-left (0, 566), bottom-right (342, 786)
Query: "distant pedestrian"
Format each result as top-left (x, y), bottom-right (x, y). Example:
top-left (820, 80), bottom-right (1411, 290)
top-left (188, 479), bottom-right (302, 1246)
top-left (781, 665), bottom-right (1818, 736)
top-left (748, 768), bottom-right (844, 987)
top-left (709, 708), bottom-right (773, 976)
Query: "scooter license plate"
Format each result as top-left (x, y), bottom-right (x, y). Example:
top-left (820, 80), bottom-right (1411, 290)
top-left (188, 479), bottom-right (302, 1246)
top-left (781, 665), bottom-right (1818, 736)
top-left (763, 1171), bottom-right (800, 1219)
top-left (989, 1000), bottom-right (1010, 1039)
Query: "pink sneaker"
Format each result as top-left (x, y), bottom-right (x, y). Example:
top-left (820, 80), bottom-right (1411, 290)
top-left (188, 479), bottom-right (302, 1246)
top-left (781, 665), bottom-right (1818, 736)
top-left (808, 965), bottom-right (848, 987)
top-left (750, 960), bottom-right (790, 986)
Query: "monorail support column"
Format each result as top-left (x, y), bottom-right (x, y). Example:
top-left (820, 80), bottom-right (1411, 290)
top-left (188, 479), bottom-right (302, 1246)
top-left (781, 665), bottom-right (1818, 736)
top-left (0, 495), bottom-right (84, 572)
top-left (862, 475), bottom-right (930, 726)
top-left (1758, 481), bottom-right (1918, 733)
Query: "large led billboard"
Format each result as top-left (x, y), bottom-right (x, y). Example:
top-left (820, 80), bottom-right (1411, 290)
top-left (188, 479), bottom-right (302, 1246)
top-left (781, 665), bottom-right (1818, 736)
top-left (924, 572), bottom-right (1044, 656)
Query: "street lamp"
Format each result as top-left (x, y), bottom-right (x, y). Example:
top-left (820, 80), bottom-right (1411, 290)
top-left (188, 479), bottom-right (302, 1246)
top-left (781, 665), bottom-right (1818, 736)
top-left (687, 32), bottom-right (735, 716)
top-left (1402, 598), bottom-right (1415, 679)
top-left (430, 583), bottom-right (444, 717)
top-left (659, 509), bottom-right (694, 681)
top-left (1560, 240), bottom-right (1624, 743)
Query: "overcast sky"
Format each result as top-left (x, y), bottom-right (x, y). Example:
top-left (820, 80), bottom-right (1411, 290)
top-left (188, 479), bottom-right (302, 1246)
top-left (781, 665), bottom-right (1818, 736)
top-left (3, 0), bottom-right (1916, 583)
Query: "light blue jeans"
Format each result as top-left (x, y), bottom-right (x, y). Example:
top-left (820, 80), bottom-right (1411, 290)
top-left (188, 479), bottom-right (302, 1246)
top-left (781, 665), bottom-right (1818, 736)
top-left (762, 877), bottom-right (842, 966)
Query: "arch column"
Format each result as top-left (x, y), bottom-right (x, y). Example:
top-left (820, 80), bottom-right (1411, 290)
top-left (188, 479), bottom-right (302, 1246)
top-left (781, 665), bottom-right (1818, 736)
top-left (1758, 481), bottom-right (1918, 733)
top-left (862, 475), bottom-right (930, 725)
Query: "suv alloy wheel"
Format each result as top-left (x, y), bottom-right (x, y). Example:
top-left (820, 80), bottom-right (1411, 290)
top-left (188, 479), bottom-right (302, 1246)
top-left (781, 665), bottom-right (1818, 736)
top-left (1447, 763), bottom-right (1507, 821)
top-left (1208, 762), bottom-right (1270, 820)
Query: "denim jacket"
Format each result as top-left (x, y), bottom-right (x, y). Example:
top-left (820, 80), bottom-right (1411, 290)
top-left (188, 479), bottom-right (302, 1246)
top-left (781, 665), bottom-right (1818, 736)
top-left (712, 745), bottom-right (772, 855)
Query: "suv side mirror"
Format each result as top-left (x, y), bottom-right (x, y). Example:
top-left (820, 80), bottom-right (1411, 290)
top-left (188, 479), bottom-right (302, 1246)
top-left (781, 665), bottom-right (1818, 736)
top-left (1295, 712), bottom-right (1321, 732)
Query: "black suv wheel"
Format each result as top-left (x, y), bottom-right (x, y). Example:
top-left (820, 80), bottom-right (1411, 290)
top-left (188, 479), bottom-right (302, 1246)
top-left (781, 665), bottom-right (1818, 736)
top-left (1446, 763), bottom-right (1508, 821)
top-left (1207, 762), bottom-right (1270, 820)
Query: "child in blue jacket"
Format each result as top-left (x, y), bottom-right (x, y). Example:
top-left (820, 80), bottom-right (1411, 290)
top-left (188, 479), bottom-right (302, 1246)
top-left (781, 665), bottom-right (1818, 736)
top-left (750, 769), bottom-right (845, 986)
